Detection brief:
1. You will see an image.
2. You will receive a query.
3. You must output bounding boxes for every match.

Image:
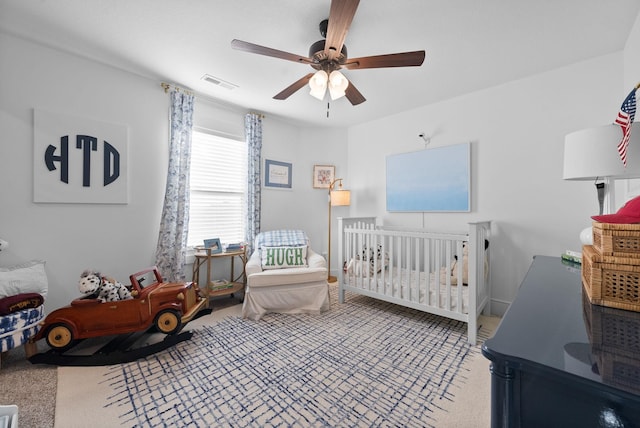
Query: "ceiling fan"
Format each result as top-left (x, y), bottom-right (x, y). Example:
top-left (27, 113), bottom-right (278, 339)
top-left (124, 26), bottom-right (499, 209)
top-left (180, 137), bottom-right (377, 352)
top-left (231, 0), bottom-right (425, 105)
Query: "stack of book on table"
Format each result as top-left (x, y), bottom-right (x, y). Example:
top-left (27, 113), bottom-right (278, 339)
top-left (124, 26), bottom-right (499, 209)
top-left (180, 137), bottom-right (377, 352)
top-left (225, 243), bottom-right (243, 252)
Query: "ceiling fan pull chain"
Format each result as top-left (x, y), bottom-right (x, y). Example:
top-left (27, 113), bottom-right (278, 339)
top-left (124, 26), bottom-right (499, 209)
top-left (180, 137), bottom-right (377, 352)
top-left (327, 102), bottom-right (330, 118)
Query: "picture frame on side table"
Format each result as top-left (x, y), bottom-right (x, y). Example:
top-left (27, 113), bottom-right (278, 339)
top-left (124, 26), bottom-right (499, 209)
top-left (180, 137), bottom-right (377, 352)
top-left (203, 238), bottom-right (222, 254)
top-left (313, 165), bottom-right (335, 189)
top-left (265, 159), bottom-right (292, 189)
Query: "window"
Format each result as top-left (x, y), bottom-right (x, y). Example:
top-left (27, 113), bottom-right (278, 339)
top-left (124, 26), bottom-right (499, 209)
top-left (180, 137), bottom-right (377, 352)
top-left (187, 129), bottom-right (247, 248)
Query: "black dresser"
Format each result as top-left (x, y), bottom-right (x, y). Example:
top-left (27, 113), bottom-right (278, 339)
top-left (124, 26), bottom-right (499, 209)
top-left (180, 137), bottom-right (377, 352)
top-left (482, 255), bottom-right (640, 428)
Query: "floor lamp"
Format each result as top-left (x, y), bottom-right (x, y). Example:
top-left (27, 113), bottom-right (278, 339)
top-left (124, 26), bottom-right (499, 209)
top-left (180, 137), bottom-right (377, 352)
top-left (563, 123), bottom-right (640, 243)
top-left (327, 178), bottom-right (350, 282)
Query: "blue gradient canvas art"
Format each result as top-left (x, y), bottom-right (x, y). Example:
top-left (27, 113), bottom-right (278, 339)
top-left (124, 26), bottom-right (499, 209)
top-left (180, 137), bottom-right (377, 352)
top-left (386, 142), bottom-right (470, 212)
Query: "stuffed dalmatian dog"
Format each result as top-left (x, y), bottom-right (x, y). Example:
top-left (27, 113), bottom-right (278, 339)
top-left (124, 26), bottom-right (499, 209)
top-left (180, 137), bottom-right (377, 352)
top-left (78, 269), bottom-right (133, 302)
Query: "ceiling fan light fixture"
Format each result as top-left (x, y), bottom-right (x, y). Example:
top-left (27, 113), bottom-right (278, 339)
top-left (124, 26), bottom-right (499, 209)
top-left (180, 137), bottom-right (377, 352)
top-left (328, 70), bottom-right (348, 100)
top-left (230, 0), bottom-right (424, 106)
top-left (309, 70), bottom-right (328, 100)
top-left (328, 86), bottom-right (346, 100)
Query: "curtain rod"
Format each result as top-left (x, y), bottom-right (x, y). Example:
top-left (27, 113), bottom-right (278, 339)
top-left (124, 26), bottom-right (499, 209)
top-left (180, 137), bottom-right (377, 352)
top-left (161, 83), bottom-right (266, 119)
top-left (161, 82), bottom-right (194, 95)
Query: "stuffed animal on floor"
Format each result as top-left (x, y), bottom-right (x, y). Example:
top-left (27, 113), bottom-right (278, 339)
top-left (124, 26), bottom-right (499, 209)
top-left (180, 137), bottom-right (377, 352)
top-left (78, 270), bottom-right (133, 302)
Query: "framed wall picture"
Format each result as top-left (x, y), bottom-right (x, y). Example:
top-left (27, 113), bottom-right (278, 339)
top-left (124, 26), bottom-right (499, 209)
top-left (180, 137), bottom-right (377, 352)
top-left (313, 165), bottom-right (335, 189)
top-left (265, 159), bottom-right (292, 189)
top-left (33, 109), bottom-right (129, 204)
top-left (386, 142), bottom-right (471, 212)
top-left (203, 238), bottom-right (222, 254)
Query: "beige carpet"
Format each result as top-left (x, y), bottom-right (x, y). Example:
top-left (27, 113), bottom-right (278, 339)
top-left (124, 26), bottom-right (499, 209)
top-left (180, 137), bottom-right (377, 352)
top-left (435, 315), bottom-right (499, 428)
top-left (0, 344), bottom-right (57, 428)
top-left (55, 302), bottom-right (499, 427)
top-left (55, 304), bottom-right (242, 427)
top-left (0, 295), bottom-right (243, 428)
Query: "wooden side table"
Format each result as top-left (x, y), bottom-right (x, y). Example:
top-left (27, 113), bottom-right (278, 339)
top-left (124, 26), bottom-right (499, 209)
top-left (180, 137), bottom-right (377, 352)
top-left (192, 247), bottom-right (247, 306)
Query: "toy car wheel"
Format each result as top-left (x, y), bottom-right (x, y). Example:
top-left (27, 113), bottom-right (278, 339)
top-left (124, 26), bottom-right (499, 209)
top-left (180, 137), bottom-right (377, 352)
top-left (45, 323), bottom-right (75, 351)
top-left (154, 310), bottom-right (182, 335)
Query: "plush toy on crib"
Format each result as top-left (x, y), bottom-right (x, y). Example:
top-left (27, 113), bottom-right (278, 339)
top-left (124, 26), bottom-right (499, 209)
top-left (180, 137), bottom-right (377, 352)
top-left (78, 269), bottom-right (133, 302)
top-left (447, 243), bottom-right (470, 285)
top-left (440, 240), bottom-right (489, 285)
top-left (346, 244), bottom-right (390, 276)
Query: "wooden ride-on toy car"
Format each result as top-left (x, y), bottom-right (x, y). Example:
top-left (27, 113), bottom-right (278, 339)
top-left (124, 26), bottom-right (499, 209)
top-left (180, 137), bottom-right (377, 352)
top-left (33, 267), bottom-right (206, 351)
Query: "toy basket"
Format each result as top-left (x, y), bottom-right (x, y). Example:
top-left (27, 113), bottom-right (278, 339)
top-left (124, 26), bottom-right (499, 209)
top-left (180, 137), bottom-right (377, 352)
top-left (582, 244), bottom-right (640, 312)
top-left (592, 221), bottom-right (640, 257)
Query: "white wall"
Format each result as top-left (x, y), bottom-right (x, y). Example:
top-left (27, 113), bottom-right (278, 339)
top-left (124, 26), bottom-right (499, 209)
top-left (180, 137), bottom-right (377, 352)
top-left (1, 33), bottom-right (169, 311)
top-left (612, 12), bottom-right (640, 220)
top-left (346, 53), bottom-right (626, 315)
top-left (0, 33), bottom-right (342, 310)
top-left (259, 121), bottom-right (348, 263)
top-left (624, 12), bottom-right (640, 88)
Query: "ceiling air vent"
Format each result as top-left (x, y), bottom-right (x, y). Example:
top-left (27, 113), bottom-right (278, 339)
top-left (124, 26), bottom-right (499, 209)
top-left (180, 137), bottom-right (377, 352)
top-left (201, 74), bottom-right (238, 90)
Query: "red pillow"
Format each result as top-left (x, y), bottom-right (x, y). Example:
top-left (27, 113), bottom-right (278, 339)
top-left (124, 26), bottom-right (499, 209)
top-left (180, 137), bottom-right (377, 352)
top-left (0, 293), bottom-right (44, 315)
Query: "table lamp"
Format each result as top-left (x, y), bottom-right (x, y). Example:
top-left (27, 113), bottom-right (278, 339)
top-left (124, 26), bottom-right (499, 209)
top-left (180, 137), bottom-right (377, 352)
top-left (563, 123), bottom-right (640, 243)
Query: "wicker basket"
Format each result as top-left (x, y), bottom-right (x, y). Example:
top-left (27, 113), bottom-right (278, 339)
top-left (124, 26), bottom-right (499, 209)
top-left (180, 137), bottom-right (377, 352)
top-left (582, 244), bottom-right (640, 312)
top-left (592, 221), bottom-right (640, 257)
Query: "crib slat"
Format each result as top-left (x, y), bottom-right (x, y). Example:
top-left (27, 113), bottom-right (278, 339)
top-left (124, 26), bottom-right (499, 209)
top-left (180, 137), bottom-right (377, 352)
top-left (455, 240), bottom-right (464, 313)
top-left (396, 236), bottom-right (402, 300)
top-left (423, 238), bottom-right (430, 307)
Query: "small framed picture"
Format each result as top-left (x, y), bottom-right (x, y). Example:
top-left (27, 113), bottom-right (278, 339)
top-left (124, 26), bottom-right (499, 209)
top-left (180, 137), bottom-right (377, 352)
top-left (203, 238), bottom-right (222, 254)
top-left (313, 165), bottom-right (335, 189)
top-left (265, 159), bottom-right (293, 189)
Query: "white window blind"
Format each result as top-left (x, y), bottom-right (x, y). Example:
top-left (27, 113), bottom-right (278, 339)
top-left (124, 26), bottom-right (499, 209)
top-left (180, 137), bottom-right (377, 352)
top-left (187, 130), bottom-right (247, 248)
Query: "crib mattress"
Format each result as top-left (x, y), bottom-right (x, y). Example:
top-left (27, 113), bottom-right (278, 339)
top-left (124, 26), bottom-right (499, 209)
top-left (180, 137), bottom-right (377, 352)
top-left (345, 269), bottom-right (469, 313)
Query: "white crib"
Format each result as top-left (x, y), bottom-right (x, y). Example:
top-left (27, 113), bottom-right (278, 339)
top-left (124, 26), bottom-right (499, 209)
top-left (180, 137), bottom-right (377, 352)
top-left (337, 217), bottom-right (491, 344)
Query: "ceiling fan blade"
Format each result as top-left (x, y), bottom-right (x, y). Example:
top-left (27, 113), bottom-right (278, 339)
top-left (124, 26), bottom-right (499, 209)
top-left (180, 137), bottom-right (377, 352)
top-left (324, 0), bottom-right (360, 61)
top-left (343, 51), bottom-right (426, 69)
top-left (345, 79), bottom-right (366, 105)
top-left (231, 39), bottom-right (313, 64)
top-left (273, 73), bottom-right (314, 100)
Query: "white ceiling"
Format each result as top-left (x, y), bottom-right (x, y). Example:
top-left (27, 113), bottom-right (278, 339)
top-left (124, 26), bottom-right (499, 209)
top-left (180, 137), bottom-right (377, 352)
top-left (1, 0), bottom-right (639, 128)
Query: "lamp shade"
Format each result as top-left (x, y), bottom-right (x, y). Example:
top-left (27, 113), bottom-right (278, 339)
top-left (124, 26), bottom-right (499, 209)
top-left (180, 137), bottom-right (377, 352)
top-left (328, 70), bottom-right (349, 100)
top-left (330, 189), bottom-right (351, 206)
top-left (309, 70), bottom-right (328, 100)
top-left (563, 123), bottom-right (640, 180)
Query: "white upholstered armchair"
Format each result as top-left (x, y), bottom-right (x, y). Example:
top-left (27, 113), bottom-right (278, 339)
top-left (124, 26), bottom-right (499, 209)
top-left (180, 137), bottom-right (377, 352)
top-left (242, 230), bottom-right (330, 320)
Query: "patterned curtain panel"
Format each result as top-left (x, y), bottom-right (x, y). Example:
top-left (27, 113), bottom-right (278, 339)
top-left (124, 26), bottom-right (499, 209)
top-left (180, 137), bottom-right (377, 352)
top-left (245, 113), bottom-right (263, 254)
top-left (155, 90), bottom-right (195, 281)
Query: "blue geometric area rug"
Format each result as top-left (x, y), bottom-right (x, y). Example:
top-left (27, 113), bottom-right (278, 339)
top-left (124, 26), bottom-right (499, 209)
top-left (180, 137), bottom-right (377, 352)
top-left (101, 289), bottom-right (488, 427)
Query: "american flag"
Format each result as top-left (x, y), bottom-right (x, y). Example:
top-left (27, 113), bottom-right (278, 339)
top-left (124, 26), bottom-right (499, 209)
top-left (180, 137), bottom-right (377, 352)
top-left (615, 87), bottom-right (637, 166)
